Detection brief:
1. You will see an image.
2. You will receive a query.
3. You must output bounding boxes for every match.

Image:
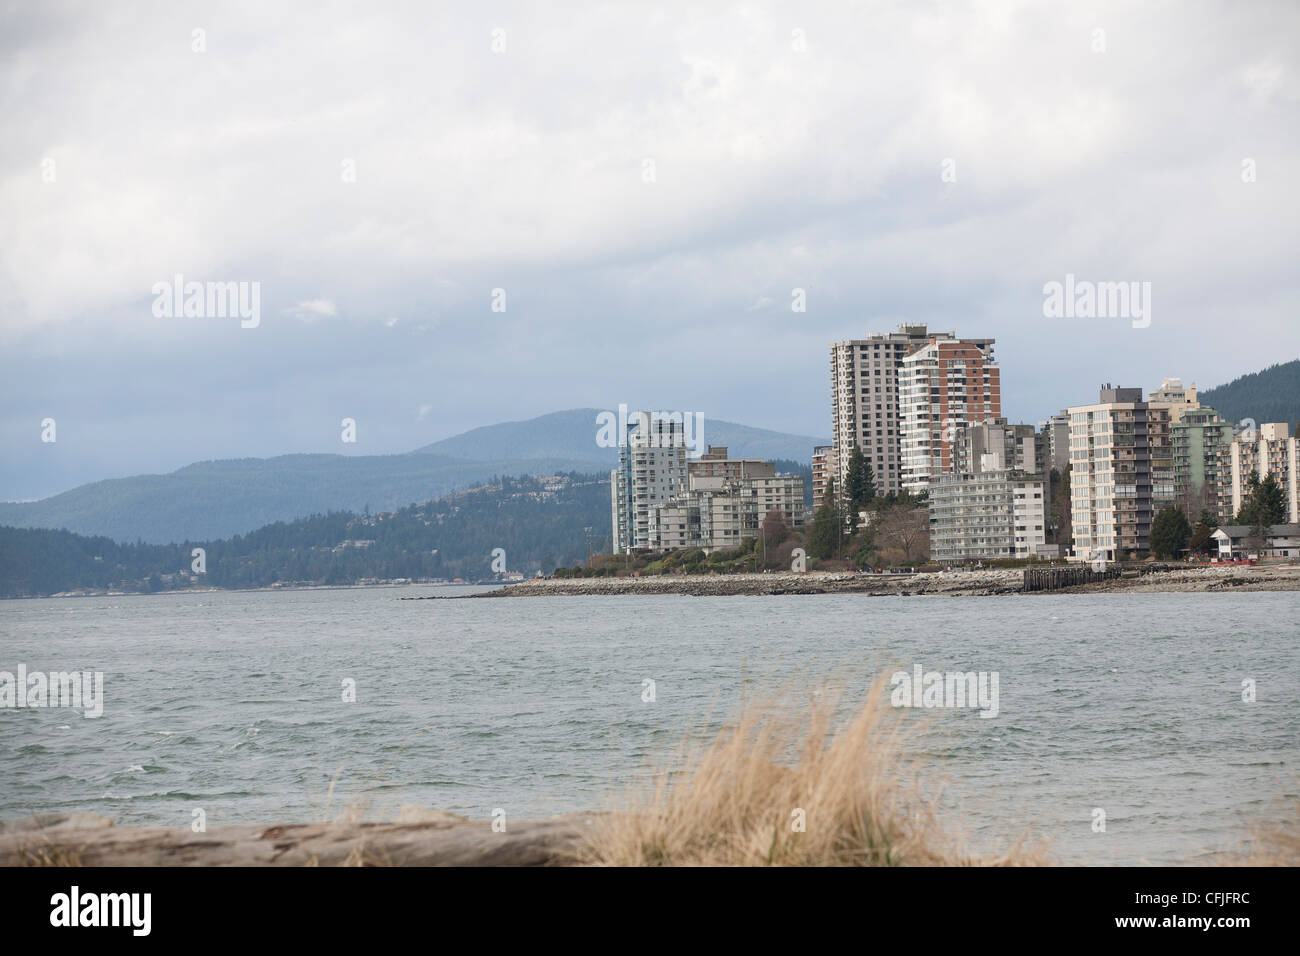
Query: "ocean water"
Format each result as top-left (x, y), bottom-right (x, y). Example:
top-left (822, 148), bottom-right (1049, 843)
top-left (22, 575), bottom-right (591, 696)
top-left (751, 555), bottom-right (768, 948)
top-left (1, 586), bottom-right (1296, 865)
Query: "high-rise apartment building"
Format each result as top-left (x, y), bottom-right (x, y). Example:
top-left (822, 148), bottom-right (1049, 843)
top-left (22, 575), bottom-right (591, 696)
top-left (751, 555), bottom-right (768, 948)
top-left (1172, 406), bottom-right (1233, 518)
top-left (1221, 422), bottom-right (1300, 523)
top-left (898, 336), bottom-right (1000, 493)
top-left (1147, 377), bottom-right (1200, 424)
top-left (1068, 385), bottom-right (1159, 561)
top-left (1149, 405), bottom-right (1175, 512)
top-left (611, 416), bottom-right (689, 553)
top-left (811, 445), bottom-right (833, 512)
top-left (1037, 412), bottom-right (1071, 473)
top-left (830, 324), bottom-right (939, 498)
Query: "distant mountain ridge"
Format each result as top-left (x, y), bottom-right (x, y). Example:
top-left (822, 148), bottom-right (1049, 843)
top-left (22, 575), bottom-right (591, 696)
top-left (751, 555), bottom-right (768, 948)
top-left (0, 410), bottom-right (827, 544)
top-left (413, 408), bottom-right (826, 464)
top-left (1197, 360), bottom-right (1300, 429)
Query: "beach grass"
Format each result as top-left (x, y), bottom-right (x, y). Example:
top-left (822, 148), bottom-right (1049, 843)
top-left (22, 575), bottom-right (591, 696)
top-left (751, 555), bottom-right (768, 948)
top-left (578, 677), bottom-right (1048, 867)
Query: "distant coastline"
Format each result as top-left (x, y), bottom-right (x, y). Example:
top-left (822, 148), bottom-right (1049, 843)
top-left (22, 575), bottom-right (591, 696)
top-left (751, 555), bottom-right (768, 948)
top-left (27, 581), bottom-right (496, 600)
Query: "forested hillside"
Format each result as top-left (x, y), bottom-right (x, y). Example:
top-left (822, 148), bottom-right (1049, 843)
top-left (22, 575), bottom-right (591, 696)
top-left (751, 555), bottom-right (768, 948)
top-left (1199, 360), bottom-right (1300, 428)
top-left (0, 474), bottom-right (610, 598)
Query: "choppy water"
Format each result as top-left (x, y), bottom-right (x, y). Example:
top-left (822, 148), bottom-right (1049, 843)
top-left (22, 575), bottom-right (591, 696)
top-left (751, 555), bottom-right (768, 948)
top-left (1, 586), bottom-right (1296, 865)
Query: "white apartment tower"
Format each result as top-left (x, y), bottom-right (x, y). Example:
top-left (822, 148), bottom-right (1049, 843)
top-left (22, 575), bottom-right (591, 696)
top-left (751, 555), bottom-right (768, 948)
top-left (610, 416), bottom-right (690, 553)
top-left (898, 336), bottom-right (1000, 494)
top-left (1221, 422), bottom-right (1300, 523)
top-left (1067, 385), bottom-right (1161, 561)
top-left (829, 324), bottom-right (949, 498)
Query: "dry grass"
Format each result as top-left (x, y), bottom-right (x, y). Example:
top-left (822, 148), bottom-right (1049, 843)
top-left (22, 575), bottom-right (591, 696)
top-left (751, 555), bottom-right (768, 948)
top-left (579, 677), bottom-right (1048, 867)
top-left (18, 844), bottom-right (85, 867)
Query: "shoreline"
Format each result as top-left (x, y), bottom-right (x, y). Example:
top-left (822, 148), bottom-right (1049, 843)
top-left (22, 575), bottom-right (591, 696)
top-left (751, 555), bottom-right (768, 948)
top-left (18, 582), bottom-right (496, 601)
top-left (450, 564), bottom-right (1300, 598)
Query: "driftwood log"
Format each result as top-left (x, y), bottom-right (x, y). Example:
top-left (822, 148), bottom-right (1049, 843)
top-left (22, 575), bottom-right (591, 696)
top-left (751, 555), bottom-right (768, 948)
top-left (0, 807), bottom-right (597, 866)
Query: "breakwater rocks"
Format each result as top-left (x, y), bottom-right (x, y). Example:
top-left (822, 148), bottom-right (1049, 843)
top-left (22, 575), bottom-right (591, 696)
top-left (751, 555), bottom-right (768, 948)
top-left (468, 570), bottom-right (1026, 598)
top-left (1065, 563), bottom-right (1300, 594)
top-left (454, 564), bottom-right (1300, 598)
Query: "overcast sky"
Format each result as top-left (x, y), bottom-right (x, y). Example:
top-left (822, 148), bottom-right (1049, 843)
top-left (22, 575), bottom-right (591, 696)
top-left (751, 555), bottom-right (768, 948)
top-left (2, 0), bottom-right (1297, 500)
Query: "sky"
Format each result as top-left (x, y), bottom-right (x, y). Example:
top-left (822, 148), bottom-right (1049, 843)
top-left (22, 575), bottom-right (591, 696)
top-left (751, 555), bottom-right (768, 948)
top-left (2, 0), bottom-right (1297, 500)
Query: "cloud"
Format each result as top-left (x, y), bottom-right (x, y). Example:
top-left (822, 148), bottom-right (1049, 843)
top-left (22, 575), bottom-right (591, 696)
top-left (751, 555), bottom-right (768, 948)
top-left (285, 299), bottom-right (338, 322)
top-left (0, 0), bottom-right (1296, 499)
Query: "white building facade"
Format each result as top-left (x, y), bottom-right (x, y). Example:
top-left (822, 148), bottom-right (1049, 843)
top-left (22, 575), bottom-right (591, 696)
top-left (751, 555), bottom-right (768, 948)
top-left (928, 471), bottom-right (1047, 561)
top-left (898, 336), bottom-right (1000, 494)
top-left (830, 324), bottom-right (944, 499)
top-left (1221, 422), bottom-right (1300, 523)
top-left (647, 471), bottom-right (806, 553)
top-left (611, 416), bottom-right (690, 553)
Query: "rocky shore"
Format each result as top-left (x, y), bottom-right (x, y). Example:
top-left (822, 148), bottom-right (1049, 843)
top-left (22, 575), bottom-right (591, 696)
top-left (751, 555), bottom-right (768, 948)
top-left (448, 564), bottom-right (1300, 598)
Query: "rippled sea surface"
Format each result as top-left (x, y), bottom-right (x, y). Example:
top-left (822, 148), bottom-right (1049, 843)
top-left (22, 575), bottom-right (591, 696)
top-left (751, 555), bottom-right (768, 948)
top-left (2, 586), bottom-right (1296, 865)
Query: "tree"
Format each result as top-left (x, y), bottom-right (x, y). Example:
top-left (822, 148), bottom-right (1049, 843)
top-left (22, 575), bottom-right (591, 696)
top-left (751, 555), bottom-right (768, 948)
top-left (760, 508), bottom-right (789, 557)
top-left (1253, 473), bottom-right (1287, 526)
top-left (1234, 472), bottom-right (1285, 526)
top-left (1050, 467), bottom-right (1073, 546)
top-left (1235, 473), bottom-right (1285, 558)
top-left (806, 477), bottom-right (842, 560)
top-left (1150, 505), bottom-right (1192, 560)
top-left (844, 447), bottom-right (875, 512)
top-left (1188, 508), bottom-right (1217, 556)
top-left (874, 503), bottom-right (929, 565)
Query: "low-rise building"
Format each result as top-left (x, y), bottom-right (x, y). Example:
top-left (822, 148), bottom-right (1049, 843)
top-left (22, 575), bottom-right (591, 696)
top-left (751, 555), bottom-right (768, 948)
top-left (954, 419), bottom-right (1039, 475)
top-left (690, 445), bottom-right (774, 481)
top-left (647, 465), bottom-right (806, 553)
top-left (1211, 524), bottom-right (1300, 559)
top-left (928, 471), bottom-right (1048, 561)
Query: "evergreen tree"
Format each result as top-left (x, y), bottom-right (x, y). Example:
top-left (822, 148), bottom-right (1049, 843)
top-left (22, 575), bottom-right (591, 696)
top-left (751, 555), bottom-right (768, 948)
top-left (807, 478), bottom-right (842, 560)
top-left (1235, 472), bottom-right (1286, 527)
top-left (1150, 506), bottom-right (1192, 560)
top-left (1254, 473), bottom-right (1286, 525)
top-left (1188, 508), bottom-right (1217, 555)
top-left (844, 447), bottom-right (875, 511)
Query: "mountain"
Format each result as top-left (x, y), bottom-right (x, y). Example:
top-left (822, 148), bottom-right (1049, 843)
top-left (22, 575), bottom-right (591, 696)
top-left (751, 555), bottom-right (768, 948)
top-left (414, 408), bottom-right (827, 465)
top-left (0, 453), bottom-right (603, 544)
top-left (0, 474), bottom-right (610, 598)
top-left (1198, 360), bottom-right (1300, 430)
top-left (0, 410), bottom-right (827, 544)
